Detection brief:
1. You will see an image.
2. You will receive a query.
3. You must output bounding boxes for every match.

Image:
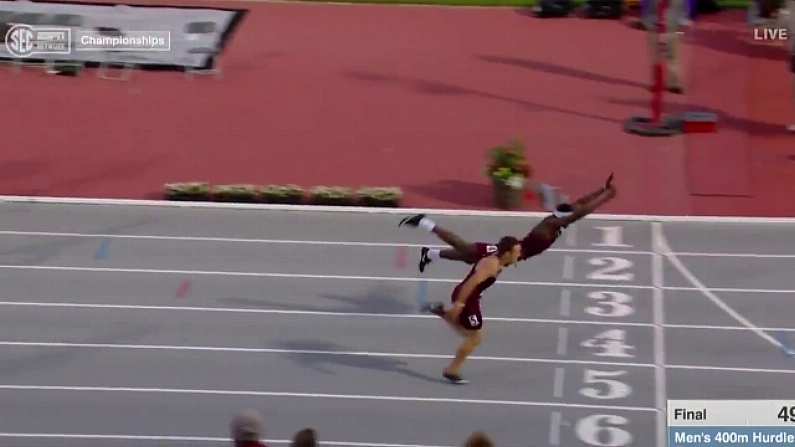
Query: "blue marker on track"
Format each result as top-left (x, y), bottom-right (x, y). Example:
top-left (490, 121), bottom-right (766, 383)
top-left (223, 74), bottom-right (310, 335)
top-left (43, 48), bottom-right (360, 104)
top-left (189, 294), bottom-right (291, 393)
top-left (94, 239), bottom-right (110, 260)
top-left (774, 332), bottom-right (795, 357)
top-left (417, 280), bottom-right (429, 309)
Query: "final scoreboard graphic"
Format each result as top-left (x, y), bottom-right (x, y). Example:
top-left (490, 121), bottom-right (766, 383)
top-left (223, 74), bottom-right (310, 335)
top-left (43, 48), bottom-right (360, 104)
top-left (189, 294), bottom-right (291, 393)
top-left (668, 400), bottom-right (795, 447)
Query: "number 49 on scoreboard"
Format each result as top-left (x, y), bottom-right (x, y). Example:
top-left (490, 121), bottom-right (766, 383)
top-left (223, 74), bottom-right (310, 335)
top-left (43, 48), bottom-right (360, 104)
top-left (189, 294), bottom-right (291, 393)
top-left (778, 406), bottom-right (795, 422)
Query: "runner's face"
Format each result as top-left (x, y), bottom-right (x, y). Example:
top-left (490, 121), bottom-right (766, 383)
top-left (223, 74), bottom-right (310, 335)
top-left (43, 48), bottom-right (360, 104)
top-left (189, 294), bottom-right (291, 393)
top-left (501, 244), bottom-right (521, 266)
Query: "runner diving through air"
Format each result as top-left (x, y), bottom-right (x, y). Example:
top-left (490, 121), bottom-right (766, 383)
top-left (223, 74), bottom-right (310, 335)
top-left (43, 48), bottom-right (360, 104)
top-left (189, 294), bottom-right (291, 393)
top-left (399, 173), bottom-right (617, 272)
top-left (397, 174), bottom-right (616, 384)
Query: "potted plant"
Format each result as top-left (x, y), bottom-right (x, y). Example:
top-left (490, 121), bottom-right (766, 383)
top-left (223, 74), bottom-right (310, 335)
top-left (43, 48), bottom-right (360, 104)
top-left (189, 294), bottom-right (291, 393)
top-left (485, 140), bottom-right (532, 210)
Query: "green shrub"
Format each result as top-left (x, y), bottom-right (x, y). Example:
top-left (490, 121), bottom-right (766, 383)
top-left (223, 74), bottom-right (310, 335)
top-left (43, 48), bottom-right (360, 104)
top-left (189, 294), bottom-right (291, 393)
top-left (357, 187), bottom-right (403, 207)
top-left (309, 186), bottom-right (356, 206)
top-left (260, 184), bottom-right (305, 204)
top-left (485, 139), bottom-right (532, 190)
top-left (212, 184), bottom-right (259, 202)
top-left (164, 182), bottom-right (211, 201)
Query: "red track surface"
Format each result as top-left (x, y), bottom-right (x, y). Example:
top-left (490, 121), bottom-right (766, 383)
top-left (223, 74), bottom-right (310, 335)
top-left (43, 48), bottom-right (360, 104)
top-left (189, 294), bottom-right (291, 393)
top-left (2, 2), bottom-right (793, 216)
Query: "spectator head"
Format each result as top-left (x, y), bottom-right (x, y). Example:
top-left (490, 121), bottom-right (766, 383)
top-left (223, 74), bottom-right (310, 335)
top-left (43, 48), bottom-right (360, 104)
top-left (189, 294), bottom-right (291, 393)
top-left (464, 432), bottom-right (494, 447)
top-left (231, 409), bottom-right (264, 446)
top-left (291, 428), bottom-right (318, 447)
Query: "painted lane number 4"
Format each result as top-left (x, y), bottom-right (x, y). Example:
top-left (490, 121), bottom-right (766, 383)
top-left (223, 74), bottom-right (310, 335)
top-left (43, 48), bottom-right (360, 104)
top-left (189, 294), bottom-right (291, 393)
top-left (581, 329), bottom-right (636, 358)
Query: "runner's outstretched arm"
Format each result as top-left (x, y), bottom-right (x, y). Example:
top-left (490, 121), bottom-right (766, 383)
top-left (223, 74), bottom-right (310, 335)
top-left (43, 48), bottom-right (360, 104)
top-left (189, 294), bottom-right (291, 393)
top-left (559, 174), bottom-right (616, 226)
top-left (573, 186), bottom-right (608, 207)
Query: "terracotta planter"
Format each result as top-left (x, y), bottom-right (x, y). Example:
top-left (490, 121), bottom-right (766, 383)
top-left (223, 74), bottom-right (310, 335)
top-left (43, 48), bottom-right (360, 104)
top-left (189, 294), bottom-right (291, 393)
top-left (492, 181), bottom-right (524, 210)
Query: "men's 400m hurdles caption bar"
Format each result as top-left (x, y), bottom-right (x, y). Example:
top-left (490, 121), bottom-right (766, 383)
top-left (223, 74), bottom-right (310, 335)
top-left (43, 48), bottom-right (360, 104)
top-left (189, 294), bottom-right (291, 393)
top-left (668, 400), bottom-right (795, 447)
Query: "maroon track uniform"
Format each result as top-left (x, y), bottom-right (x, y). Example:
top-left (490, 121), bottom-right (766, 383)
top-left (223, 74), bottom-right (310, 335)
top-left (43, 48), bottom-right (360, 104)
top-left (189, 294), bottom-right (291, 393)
top-left (451, 262), bottom-right (498, 330)
top-left (519, 216), bottom-right (569, 261)
top-left (472, 242), bottom-right (498, 259)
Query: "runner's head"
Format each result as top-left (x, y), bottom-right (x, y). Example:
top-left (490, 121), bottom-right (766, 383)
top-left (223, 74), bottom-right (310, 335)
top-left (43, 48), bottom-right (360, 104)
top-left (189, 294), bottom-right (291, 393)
top-left (465, 432), bottom-right (494, 447)
top-left (496, 235), bottom-right (521, 266)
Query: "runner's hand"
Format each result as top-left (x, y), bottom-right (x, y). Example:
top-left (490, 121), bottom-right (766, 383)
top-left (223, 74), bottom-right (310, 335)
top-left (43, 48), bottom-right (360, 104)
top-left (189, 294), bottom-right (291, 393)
top-left (605, 173), bottom-right (614, 189)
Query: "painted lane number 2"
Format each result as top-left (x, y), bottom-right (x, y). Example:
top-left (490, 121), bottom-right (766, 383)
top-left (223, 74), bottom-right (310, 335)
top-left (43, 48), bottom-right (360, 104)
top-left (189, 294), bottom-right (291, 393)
top-left (587, 258), bottom-right (635, 282)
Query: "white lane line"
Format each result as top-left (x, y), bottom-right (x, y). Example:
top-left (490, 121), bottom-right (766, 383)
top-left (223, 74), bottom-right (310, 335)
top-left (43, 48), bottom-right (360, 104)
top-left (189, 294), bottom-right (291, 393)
top-left (0, 265), bottom-right (654, 289)
top-left (557, 328), bottom-right (569, 356)
top-left (0, 301), bottom-right (654, 327)
top-left (656, 227), bottom-right (786, 351)
top-left (565, 225), bottom-right (577, 247)
top-left (665, 324), bottom-right (795, 332)
top-left (5, 230), bottom-right (795, 259)
top-left (0, 341), bottom-right (654, 368)
top-left (559, 289), bottom-right (572, 317)
top-left (665, 364), bottom-right (795, 374)
top-left (4, 194), bottom-right (795, 222)
top-left (0, 385), bottom-right (658, 412)
top-left (5, 341), bottom-right (792, 374)
top-left (651, 222), bottom-right (668, 447)
top-left (0, 230), bottom-right (649, 255)
top-left (664, 286), bottom-right (795, 294)
top-left (552, 367), bottom-right (565, 398)
top-left (549, 412), bottom-right (563, 446)
top-left (8, 301), bottom-right (795, 331)
top-left (0, 433), bottom-right (452, 447)
top-left (675, 252), bottom-right (795, 259)
top-left (561, 256), bottom-right (575, 281)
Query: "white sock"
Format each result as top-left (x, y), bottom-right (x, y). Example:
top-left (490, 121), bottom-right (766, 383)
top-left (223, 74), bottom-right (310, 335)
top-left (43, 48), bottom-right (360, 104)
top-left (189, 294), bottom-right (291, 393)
top-left (428, 249), bottom-right (441, 260)
top-left (419, 218), bottom-right (436, 232)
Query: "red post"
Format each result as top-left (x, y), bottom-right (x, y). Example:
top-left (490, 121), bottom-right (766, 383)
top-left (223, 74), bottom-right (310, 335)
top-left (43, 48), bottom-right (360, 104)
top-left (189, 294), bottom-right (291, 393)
top-left (651, 0), bottom-right (669, 124)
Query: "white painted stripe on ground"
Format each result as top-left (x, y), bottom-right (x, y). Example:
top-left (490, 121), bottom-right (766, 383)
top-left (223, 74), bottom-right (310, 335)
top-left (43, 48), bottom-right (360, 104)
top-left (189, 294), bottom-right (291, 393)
top-left (0, 340), bottom-right (654, 368)
top-left (665, 364), bottom-right (795, 374)
top-left (6, 301), bottom-right (795, 331)
top-left (0, 385), bottom-right (658, 412)
top-left (556, 327), bottom-right (568, 356)
top-left (650, 222), bottom-right (667, 447)
top-left (559, 289), bottom-right (571, 318)
top-left (0, 301), bottom-right (654, 327)
top-left (6, 230), bottom-right (794, 258)
top-left (657, 227), bottom-right (787, 351)
top-left (0, 230), bottom-right (650, 255)
top-left (0, 341), bottom-right (653, 367)
top-left (675, 252), bottom-right (795, 259)
top-left (565, 224), bottom-right (577, 247)
top-left (3, 264), bottom-right (789, 293)
top-left (0, 433), bottom-right (452, 447)
top-left (552, 367), bottom-right (565, 398)
top-left (2, 340), bottom-right (792, 375)
top-left (664, 324), bottom-right (795, 332)
top-left (549, 412), bottom-right (563, 446)
top-left (561, 256), bottom-right (575, 280)
top-left (3, 194), bottom-right (795, 223)
top-left (663, 286), bottom-right (795, 294)
top-left (0, 265), bottom-right (654, 289)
